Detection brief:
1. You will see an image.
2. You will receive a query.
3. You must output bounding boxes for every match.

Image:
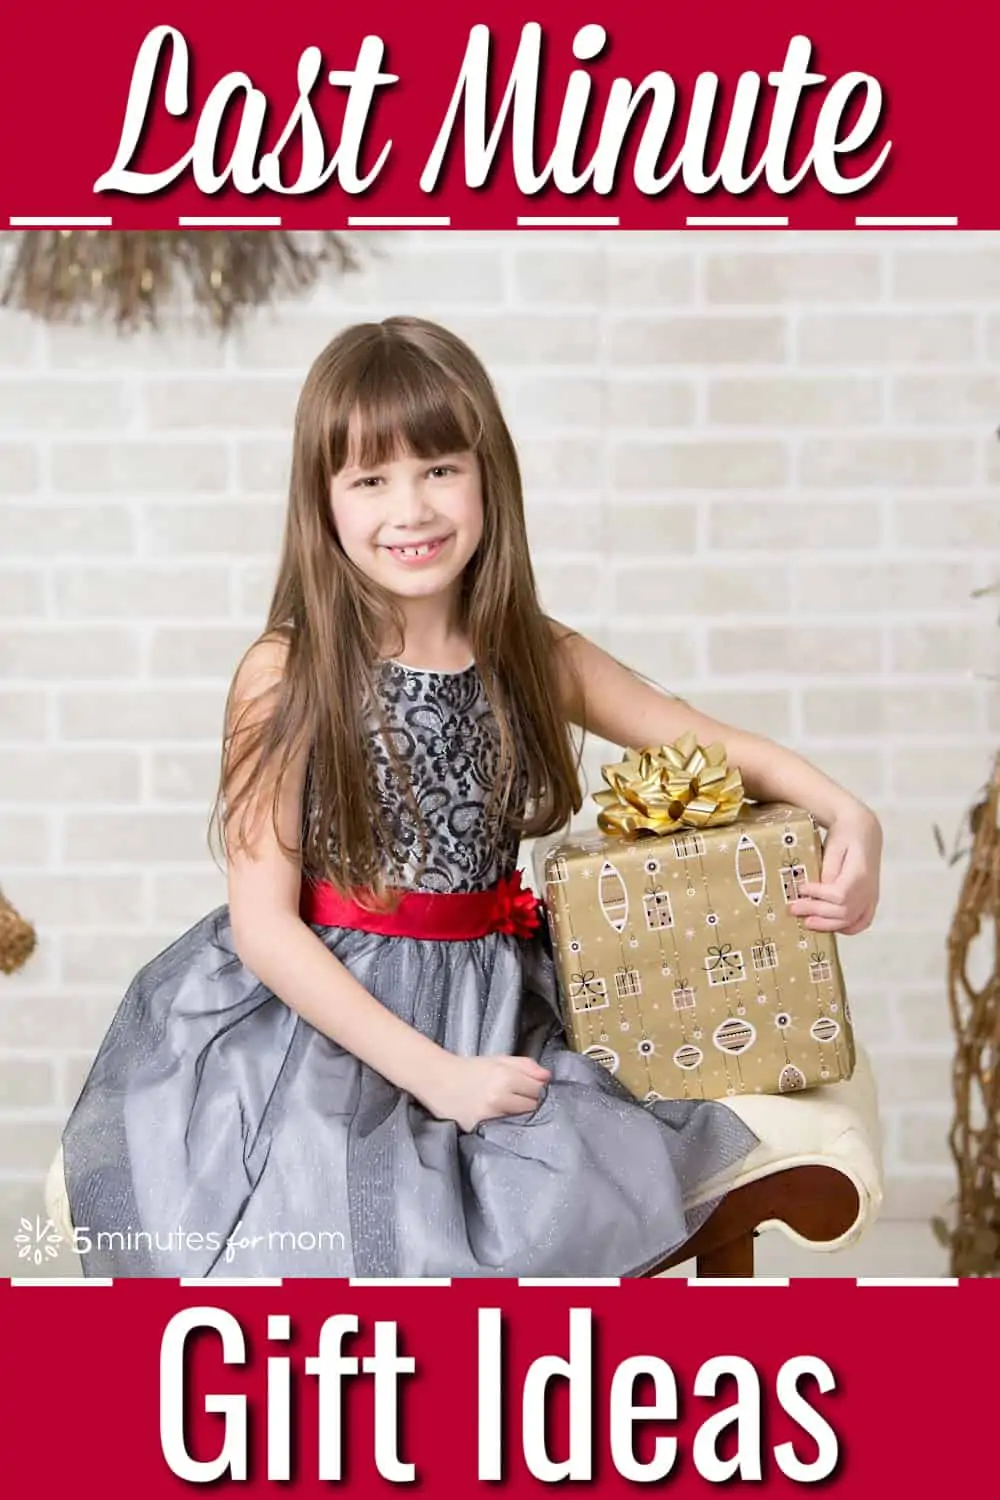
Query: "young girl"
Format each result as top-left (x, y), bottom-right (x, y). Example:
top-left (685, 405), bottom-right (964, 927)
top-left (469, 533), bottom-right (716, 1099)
top-left (56, 316), bottom-right (882, 1279)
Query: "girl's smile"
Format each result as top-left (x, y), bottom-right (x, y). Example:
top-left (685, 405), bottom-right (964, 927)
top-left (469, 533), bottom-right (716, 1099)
top-left (381, 534), bottom-right (453, 566)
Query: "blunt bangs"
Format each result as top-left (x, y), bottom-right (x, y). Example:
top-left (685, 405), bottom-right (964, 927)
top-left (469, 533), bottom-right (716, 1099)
top-left (326, 338), bottom-right (483, 475)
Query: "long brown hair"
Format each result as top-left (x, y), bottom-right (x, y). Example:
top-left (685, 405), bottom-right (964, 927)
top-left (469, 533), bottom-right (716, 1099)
top-left (208, 316), bottom-right (585, 900)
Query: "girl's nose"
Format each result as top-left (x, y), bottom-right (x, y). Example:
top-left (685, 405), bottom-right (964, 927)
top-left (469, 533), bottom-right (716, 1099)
top-left (389, 481), bottom-right (434, 526)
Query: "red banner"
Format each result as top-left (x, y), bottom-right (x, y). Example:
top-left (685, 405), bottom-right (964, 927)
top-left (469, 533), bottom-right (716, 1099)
top-left (0, 0), bottom-right (995, 228)
top-left (0, 1276), bottom-right (992, 1491)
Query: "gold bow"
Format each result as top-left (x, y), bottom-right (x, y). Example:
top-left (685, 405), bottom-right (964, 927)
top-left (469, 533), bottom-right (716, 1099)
top-left (593, 733), bottom-right (745, 839)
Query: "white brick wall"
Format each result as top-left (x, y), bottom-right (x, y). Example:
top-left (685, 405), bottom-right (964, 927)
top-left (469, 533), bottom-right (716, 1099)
top-left (1, 230), bottom-right (997, 1263)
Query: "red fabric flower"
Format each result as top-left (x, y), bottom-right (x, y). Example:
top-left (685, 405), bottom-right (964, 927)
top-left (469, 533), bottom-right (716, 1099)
top-left (491, 870), bottom-right (542, 938)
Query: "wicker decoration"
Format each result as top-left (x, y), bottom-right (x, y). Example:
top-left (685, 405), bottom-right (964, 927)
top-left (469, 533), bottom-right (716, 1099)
top-left (932, 753), bottom-right (1000, 1275)
top-left (0, 886), bottom-right (36, 975)
top-left (0, 230), bottom-right (359, 333)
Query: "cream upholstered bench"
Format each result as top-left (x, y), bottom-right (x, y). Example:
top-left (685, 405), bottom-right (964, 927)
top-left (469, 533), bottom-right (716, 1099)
top-left (646, 1042), bottom-right (883, 1276)
top-left (45, 1148), bottom-right (72, 1253)
top-left (43, 1046), bottom-right (881, 1277)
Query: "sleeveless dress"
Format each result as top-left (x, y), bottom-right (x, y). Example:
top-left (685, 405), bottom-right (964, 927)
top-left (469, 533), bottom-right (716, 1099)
top-left (61, 661), bottom-right (759, 1278)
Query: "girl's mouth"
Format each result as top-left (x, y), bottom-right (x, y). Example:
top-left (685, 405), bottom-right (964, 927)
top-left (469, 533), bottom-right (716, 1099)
top-left (382, 537), bottom-right (451, 565)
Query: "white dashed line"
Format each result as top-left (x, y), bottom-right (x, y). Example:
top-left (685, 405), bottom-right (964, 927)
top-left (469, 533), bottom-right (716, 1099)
top-left (8, 1277), bottom-right (114, 1286)
top-left (518, 1277), bottom-right (622, 1286)
top-left (855, 1277), bottom-right (960, 1286)
top-left (348, 216), bottom-right (451, 226)
top-left (9, 217), bottom-right (112, 227)
top-left (687, 1277), bottom-right (791, 1287)
top-left (516, 216), bottom-right (620, 227)
top-left (179, 1277), bottom-right (284, 1287)
top-left (177, 217), bottom-right (282, 227)
top-left (348, 1277), bottom-right (453, 1286)
top-left (854, 216), bottom-right (958, 227)
top-left (686, 216), bottom-right (789, 226)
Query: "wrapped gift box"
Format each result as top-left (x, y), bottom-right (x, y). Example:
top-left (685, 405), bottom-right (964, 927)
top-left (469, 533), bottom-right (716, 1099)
top-left (534, 796), bottom-right (855, 1103)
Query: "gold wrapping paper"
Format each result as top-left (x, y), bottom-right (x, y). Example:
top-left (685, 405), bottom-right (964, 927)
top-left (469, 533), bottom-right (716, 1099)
top-left (536, 801), bottom-right (855, 1103)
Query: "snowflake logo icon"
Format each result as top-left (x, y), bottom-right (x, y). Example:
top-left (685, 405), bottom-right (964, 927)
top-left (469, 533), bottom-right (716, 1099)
top-left (14, 1215), bottom-right (63, 1266)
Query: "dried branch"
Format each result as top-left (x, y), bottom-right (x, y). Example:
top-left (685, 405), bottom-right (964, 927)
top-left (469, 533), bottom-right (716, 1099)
top-left (940, 754), bottom-right (1000, 1274)
top-left (0, 230), bottom-right (360, 334)
top-left (0, 887), bottom-right (36, 975)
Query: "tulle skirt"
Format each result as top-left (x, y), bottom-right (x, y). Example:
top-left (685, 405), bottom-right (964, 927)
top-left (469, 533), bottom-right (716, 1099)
top-left (61, 907), bottom-right (759, 1277)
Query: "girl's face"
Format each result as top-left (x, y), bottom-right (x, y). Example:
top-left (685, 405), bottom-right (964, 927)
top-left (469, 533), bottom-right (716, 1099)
top-left (330, 445), bottom-right (484, 606)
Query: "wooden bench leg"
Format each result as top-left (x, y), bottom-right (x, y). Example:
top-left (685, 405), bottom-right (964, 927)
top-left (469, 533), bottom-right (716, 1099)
top-left (641, 1165), bottom-right (861, 1278)
top-left (696, 1230), bottom-right (756, 1278)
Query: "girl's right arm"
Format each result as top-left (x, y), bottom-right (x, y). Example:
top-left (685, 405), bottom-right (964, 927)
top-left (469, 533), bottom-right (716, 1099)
top-left (224, 638), bottom-right (549, 1131)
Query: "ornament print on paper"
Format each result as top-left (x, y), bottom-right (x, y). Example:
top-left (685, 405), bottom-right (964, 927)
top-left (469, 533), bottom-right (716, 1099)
top-left (540, 792), bottom-right (854, 1104)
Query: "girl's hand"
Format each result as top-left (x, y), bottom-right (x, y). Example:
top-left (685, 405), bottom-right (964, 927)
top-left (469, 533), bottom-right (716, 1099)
top-left (789, 806), bottom-right (882, 936)
top-left (420, 1054), bottom-right (552, 1133)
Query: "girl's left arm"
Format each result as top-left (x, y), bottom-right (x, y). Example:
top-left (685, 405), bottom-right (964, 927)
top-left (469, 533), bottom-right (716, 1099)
top-left (551, 625), bottom-right (882, 936)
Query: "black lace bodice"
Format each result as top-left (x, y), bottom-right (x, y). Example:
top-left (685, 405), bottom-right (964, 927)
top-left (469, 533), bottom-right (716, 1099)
top-left (307, 661), bottom-right (525, 893)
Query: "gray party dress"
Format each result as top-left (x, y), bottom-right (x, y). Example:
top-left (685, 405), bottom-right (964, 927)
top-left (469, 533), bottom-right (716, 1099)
top-left (61, 660), bottom-right (759, 1278)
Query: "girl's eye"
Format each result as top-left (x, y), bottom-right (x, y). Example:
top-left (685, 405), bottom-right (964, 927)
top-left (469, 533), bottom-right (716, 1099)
top-left (429, 464), bottom-right (456, 478)
top-left (353, 475), bottom-right (382, 488)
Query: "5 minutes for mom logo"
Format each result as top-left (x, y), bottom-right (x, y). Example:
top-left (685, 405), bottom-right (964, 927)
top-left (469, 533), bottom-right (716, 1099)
top-left (14, 1215), bottom-right (63, 1265)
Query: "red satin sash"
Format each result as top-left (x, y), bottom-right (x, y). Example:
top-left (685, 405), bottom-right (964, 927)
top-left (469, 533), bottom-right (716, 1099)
top-left (299, 869), bottom-right (542, 941)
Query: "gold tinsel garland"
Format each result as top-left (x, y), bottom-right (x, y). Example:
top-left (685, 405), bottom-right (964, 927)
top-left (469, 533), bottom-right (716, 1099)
top-left (932, 753), bottom-right (1000, 1275)
top-left (0, 230), bottom-right (359, 333)
top-left (0, 886), bottom-right (36, 975)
